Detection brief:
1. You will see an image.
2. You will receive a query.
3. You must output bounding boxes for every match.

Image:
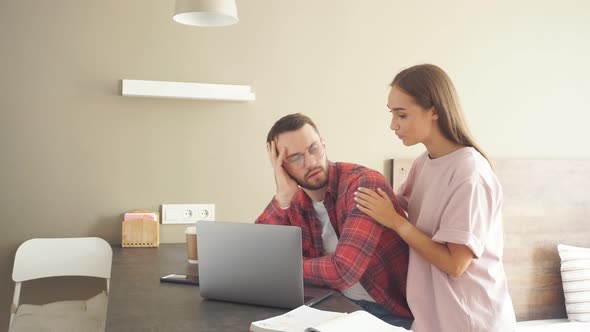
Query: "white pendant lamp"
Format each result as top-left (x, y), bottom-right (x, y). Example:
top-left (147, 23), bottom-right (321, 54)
top-left (173, 0), bottom-right (239, 27)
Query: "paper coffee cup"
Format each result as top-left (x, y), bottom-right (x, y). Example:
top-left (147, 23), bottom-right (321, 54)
top-left (185, 226), bottom-right (198, 264)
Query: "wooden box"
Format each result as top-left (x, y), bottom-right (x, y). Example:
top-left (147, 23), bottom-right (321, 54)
top-left (122, 218), bottom-right (160, 247)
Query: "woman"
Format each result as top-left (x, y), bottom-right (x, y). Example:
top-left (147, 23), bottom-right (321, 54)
top-left (354, 64), bottom-right (516, 332)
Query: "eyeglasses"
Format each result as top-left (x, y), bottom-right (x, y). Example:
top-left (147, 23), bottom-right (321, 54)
top-left (284, 142), bottom-right (325, 168)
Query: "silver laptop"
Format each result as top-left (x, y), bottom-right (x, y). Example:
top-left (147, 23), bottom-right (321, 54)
top-left (196, 220), bottom-right (333, 309)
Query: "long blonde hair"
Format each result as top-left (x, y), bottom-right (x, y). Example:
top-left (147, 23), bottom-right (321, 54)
top-left (391, 64), bottom-right (490, 164)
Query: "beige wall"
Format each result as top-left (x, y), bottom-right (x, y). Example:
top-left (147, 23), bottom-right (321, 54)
top-left (1, 0), bottom-right (589, 328)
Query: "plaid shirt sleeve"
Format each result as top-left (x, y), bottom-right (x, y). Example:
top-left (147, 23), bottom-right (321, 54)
top-left (302, 169), bottom-right (407, 290)
top-left (255, 197), bottom-right (292, 226)
top-left (255, 194), bottom-right (320, 259)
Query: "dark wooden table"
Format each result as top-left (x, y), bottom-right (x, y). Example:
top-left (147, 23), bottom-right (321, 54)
top-left (106, 244), bottom-right (360, 331)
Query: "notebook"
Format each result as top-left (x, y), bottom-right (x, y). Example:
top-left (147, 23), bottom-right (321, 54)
top-left (196, 220), bottom-right (333, 309)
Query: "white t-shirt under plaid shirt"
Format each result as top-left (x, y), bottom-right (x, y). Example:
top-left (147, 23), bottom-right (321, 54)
top-left (398, 147), bottom-right (516, 332)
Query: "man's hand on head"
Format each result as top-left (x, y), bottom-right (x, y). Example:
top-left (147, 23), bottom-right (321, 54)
top-left (267, 140), bottom-right (298, 208)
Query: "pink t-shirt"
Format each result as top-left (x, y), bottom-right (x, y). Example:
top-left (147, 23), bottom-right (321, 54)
top-left (397, 147), bottom-right (516, 332)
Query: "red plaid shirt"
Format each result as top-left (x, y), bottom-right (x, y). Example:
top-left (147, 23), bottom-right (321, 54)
top-left (256, 162), bottom-right (412, 318)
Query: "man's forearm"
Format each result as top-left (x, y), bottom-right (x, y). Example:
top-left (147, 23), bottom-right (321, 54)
top-left (302, 219), bottom-right (380, 289)
top-left (255, 197), bottom-right (291, 225)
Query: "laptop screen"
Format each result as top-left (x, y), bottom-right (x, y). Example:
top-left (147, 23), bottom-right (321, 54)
top-left (196, 221), bottom-right (329, 309)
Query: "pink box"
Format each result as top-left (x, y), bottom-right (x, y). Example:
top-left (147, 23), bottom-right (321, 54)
top-left (124, 212), bottom-right (158, 222)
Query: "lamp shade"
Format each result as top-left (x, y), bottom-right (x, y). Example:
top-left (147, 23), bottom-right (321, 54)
top-left (173, 0), bottom-right (238, 27)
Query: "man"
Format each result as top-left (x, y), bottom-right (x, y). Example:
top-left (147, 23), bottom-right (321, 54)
top-left (256, 113), bottom-right (412, 328)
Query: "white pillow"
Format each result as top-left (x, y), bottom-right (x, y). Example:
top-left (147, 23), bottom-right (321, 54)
top-left (558, 244), bottom-right (590, 322)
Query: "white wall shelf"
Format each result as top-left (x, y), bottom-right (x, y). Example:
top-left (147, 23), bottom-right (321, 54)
top-left (121, 79), bottom-right (255, 101)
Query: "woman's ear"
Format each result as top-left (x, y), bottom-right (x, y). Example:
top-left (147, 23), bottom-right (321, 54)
top-left (429, 107), bottom-right (439, 121)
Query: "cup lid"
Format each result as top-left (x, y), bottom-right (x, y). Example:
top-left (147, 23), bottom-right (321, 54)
top-left (185, 226), bottom-right (197, 234)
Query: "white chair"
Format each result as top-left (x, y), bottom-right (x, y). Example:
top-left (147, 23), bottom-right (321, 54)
top-left (9, 237), bottom-right (113, 332)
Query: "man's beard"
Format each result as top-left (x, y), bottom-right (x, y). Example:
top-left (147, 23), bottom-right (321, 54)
top-left (293, 166), bottom-right (328, 190)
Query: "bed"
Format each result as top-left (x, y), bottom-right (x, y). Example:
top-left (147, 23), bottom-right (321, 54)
top-left (516, 318), bottom-right (589, 331)
top-left (388, 159), bottom-right (590, 330)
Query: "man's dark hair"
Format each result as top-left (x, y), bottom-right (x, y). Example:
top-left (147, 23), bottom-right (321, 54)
top-left (266, 113), bottom-right (320, 143)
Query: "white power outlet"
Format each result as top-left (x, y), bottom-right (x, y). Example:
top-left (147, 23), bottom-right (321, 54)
top-left (161, 204), bottom-right (215, 224)
top-left (391, 159), bottom-right (413, 192)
